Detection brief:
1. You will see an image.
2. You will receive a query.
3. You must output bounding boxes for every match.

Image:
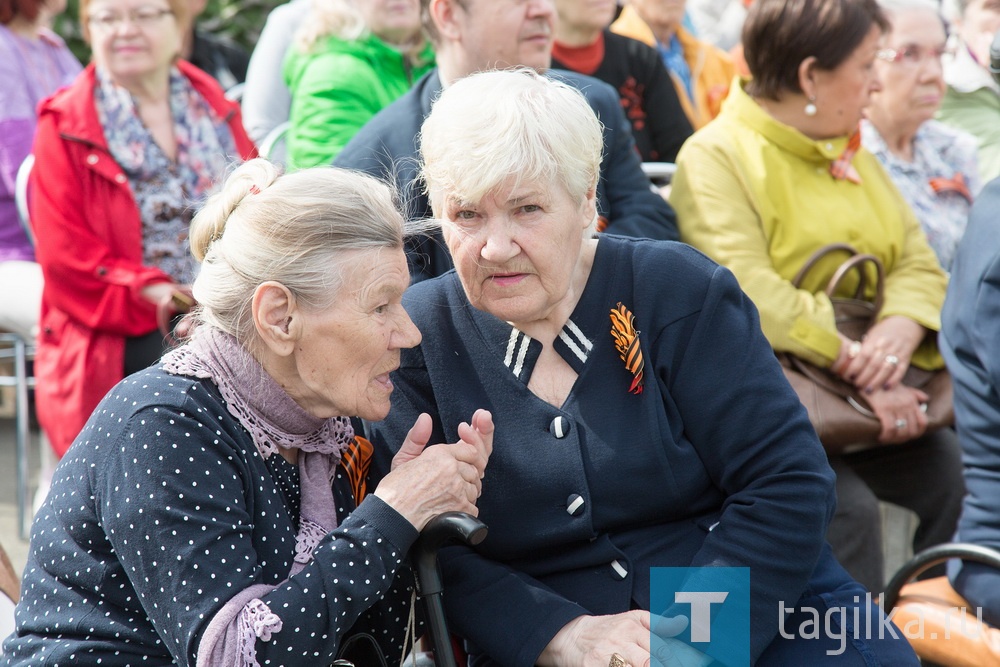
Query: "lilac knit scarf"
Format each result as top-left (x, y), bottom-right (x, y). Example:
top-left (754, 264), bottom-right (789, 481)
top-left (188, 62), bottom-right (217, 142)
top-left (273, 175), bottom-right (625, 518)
top-left (162, 327), bottom-right (356, 667)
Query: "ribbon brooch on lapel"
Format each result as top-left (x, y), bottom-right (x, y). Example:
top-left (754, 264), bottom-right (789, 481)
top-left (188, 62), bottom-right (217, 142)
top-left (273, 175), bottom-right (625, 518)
top-left (610, 302), bottom-right (644, 395)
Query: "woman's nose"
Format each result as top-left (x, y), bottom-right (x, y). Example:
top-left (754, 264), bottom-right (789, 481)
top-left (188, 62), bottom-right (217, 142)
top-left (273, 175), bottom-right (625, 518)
top-left (394, 309), bottom-right (422, 350)
top-left (479, 227), bottom-right (519, 263)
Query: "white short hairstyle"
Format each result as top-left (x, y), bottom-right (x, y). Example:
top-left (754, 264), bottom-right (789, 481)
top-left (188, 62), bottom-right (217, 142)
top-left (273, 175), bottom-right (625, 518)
top-left (877, 0), bottom-right (944, 22)
top-left (419, 69), bottom-right (603, 223)
top-left (189, 159), bottom-right (405, 348)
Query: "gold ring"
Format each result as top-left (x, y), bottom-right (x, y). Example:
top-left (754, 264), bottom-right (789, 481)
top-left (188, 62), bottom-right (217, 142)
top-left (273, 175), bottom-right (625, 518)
top-left (609, 653), bottom-right (628, 667)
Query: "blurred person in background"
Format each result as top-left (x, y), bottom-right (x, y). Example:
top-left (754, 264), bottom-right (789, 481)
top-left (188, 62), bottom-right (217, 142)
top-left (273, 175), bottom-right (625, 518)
top-left (671, 0), bottom-right (964, 593)
top-left (283, 0), bottom-right (433, 168)
top-left (180, 0), bottom-right (250, 90)
top-left (612, 0), bottom-right (736, 129)
top-left (0, 0), bottom-right (80, 340)
top-left (863, 0), bottom-right (980, 272)
top-left (686, 0), bottom-right (749, 50)
top-left (29, 0), bottom-right (255, 459)
top-left (240, 0), bottom-right (309, 144)
top-left (937, 0), bottom-right (1000, 182)
top-left (550, 0), bottom-right (692, 162)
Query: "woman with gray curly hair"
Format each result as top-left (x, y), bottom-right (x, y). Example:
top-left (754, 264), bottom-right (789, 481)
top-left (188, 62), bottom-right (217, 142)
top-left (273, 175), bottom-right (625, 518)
top-left (2, 159), bottom-right (493, 667)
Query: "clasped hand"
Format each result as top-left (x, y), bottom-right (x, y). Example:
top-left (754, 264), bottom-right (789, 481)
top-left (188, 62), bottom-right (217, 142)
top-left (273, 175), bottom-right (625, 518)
top-left (539, 612), bottom-right (714, 667)
top-left (832, 315), bottom-right (926, 393)
top-left (374, 410), bottom-right (493, 531)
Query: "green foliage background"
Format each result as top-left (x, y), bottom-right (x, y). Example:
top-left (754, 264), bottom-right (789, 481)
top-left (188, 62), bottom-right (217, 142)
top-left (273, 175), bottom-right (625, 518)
top-left (53, 0), bottom-right (285, 64)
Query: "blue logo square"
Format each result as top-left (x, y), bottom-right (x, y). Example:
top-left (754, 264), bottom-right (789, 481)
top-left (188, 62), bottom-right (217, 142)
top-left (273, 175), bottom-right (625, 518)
top-left (650, 567), bottom-right (750, 666)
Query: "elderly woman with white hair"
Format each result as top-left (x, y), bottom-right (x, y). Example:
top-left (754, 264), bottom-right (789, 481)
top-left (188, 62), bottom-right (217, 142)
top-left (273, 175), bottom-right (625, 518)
top-left (862, 0), bottom-right (980, 271)
top-left (368, 69), bottom-right (918, 667)
top-left (2, 160), bottom-right (493, 666)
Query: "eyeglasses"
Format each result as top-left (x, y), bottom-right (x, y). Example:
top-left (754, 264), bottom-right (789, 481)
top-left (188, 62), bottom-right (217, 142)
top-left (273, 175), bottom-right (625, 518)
top-left (876, 44), bottom-right (954, 67)
top-left (88, 7), bottom-right (173, 31)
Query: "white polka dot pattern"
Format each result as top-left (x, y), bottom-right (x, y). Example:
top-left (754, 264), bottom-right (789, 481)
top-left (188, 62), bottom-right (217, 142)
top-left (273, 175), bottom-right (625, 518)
top-left (1, 367), bottom-right (421, 666)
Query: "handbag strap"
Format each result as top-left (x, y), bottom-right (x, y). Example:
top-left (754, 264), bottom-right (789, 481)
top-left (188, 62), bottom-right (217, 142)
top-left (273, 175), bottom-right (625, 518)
top-left (791, 243), bottom-right (885, 314)
top-left (791, 243), bottom-right (860, 288)
top-left (826, 252), bottom-right (885, 313)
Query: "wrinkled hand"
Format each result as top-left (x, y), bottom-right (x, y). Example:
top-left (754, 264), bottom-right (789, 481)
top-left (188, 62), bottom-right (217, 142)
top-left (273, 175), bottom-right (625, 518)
top-left (866, 384), bottom-right (929, 444)
top-left (538, 612), bottom-right (652, 667)
top-left (834, 316), bottom-right (926, 392)
top-left (375, 410), bottom-right (493, 530)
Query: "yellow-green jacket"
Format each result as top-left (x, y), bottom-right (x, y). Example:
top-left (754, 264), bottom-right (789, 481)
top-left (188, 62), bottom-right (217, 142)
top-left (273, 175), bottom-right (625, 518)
top-left (670, 80), bottom-right (947, 370)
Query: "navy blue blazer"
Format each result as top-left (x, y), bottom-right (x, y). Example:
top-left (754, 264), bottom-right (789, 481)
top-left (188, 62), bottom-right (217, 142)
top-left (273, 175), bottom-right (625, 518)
top-left (369, 237), bottom-right (858, 664)
top-left (334, 69), bottom-right (679, 282)
top-left (940, 176), bottom-right (1000, 627)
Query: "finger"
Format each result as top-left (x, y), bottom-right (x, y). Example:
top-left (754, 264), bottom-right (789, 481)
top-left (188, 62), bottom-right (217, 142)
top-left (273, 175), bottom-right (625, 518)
top-left (883, 363), bottom-right (907, 390)
top-left (472, 409), bottom-right (495, 456)
top-left (455, 460), bottom-right (482, 485)
top-left (878, 414), bottom-right (898, 444)
top-left (860, 359), bottom-right (894, 394)
top-left (393, 413), bottom-right (433, 469)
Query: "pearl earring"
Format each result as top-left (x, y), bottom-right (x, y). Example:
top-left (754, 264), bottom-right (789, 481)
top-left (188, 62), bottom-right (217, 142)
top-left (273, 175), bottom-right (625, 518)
top-left (804, 97), bottom-right (818, 116)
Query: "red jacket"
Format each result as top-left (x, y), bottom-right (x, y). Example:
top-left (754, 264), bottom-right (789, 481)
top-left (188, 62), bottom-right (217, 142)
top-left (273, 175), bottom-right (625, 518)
top-left (31, 61), bottom-right (257, 456)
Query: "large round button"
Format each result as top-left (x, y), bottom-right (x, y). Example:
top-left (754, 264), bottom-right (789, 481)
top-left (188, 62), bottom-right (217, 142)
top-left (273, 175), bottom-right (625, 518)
top-left (114, 174), bottom-right (127, 184)
top-left (86, 154), bottom-right (99, 165)
top-left (549, 416), bottom-right (570, 439)
top-left (566, 494), bottom-right (585, 516)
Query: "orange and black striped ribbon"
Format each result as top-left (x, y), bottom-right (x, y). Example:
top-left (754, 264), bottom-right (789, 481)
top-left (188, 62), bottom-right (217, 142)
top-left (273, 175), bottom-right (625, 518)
top-left (829, 128), bottom-right (862, 184)
top-left (340, 435), bottom-right (374, 506)
top-left (929, 172), bottom-right (973, 203)
top-left (610, 302), bottom-right (645, 394)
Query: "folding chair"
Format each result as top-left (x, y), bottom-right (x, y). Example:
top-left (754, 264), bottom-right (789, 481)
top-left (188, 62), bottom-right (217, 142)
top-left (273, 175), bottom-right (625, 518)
top-left (883, 543), bottom-right (1000, 666)
top-left (259, 121), bottom-right (291, 166)
top-left (0, 332), bottom-right (36, 541)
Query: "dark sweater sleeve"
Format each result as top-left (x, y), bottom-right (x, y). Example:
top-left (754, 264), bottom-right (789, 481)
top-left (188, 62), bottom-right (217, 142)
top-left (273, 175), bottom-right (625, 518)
top-left (628, 36), bottom-right (693, 162)
top-left (588, 79), bottom-right (680, 242)
top-left (93, 394), bottom-right (418, 667)
top-left (654, 261), bottom-right (836, 662)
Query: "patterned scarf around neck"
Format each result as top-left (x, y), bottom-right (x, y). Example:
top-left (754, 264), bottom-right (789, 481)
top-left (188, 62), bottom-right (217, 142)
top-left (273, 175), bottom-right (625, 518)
top-left (161, 326), bottom-right (354, 575)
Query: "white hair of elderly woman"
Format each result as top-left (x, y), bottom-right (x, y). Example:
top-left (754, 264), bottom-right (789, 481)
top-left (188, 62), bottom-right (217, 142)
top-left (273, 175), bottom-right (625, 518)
top-left (189, 158), bottom-right (406, 348)
top-left (878, 0), bottom-right (943, 19)
top-left (419, 68), bottom-right (604, 232)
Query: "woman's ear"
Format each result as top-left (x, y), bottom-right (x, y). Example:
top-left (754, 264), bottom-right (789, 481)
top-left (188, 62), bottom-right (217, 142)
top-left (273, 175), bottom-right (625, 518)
top-left (798, 56), bottom-right (819, 100)
top-left (431, 0), bottom-right (462, 42)
top-left (582, 185), bottom-right (598, 230)
top-left (252, 281), bottom-right (298, 357)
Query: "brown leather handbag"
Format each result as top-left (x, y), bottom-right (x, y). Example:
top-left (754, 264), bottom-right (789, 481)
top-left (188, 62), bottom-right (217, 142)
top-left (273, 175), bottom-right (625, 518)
top-left (778, 244), bottom-right (954, 453)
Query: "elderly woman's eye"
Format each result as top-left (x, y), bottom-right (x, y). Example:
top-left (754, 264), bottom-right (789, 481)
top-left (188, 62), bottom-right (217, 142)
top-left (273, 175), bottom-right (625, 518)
top-left (374, 304), bottom-right (389, 315)
top-left (455, 210), bottom-right (477, 220)
top-left (520, 204), bottom-right (541, 214)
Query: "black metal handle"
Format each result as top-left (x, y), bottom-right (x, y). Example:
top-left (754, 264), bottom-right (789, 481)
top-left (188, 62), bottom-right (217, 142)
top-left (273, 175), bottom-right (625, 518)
top-left (411, 512), bottom-right (488, 667)
top-left (883, 543), bottom-right (1000, 609)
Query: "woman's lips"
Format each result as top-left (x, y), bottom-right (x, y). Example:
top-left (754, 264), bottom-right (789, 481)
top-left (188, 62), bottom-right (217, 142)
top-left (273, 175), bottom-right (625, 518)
top-left (374, 373), bottom-right (394, 391)
top-left (489, 273), bottom-right (527, 287)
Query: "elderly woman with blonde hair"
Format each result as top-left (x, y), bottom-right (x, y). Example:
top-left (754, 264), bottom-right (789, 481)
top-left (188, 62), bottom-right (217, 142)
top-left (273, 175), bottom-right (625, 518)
top-left (369, 68), bottom-right (918, 667)
top-left (283, 0), bottom-right (434, 167)
top-left (2, 159), bottom-right (493, 666)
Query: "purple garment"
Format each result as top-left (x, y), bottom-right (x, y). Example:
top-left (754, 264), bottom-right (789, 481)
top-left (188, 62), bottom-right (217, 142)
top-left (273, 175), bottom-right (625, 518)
top-left (0, 25), bottom-right (81, 262)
